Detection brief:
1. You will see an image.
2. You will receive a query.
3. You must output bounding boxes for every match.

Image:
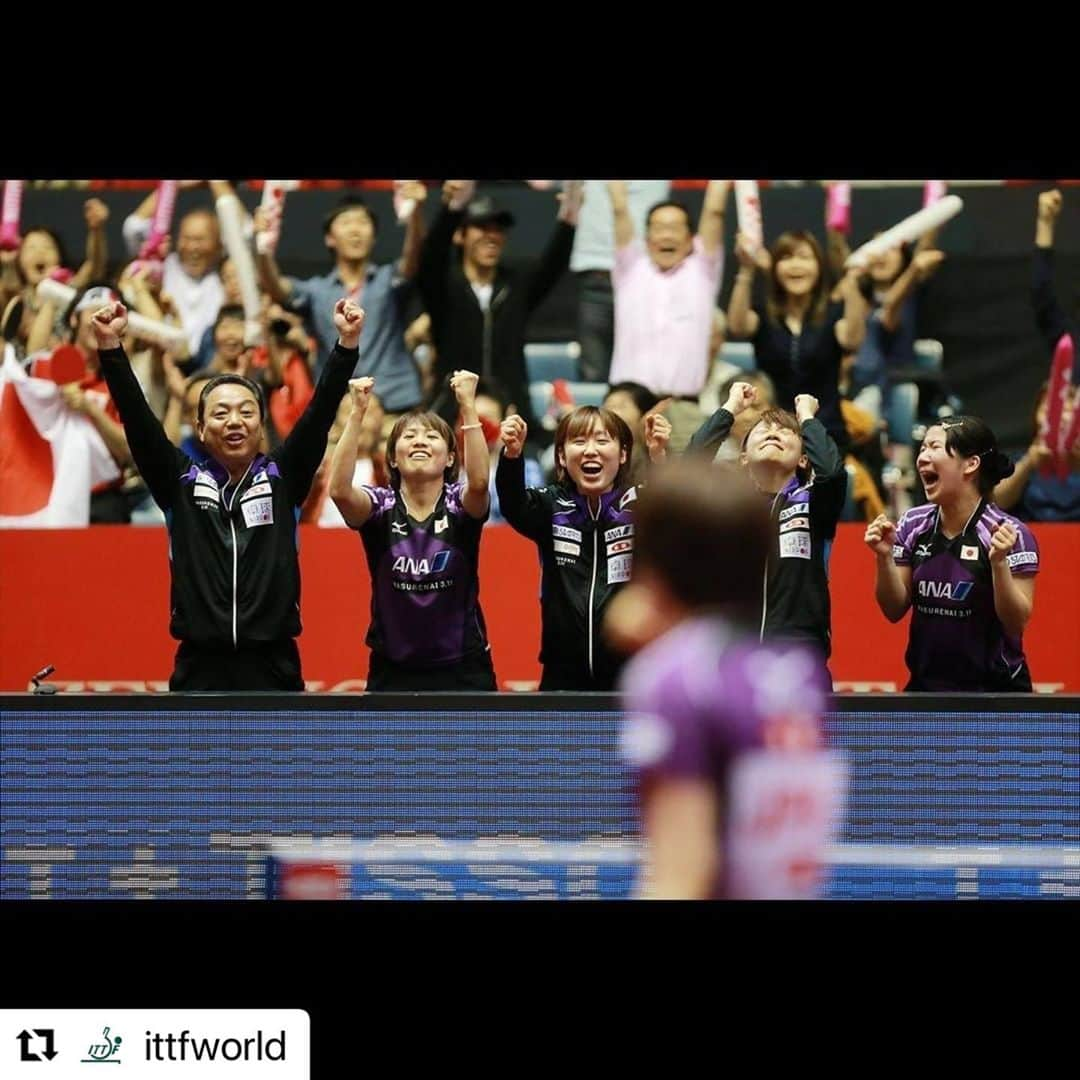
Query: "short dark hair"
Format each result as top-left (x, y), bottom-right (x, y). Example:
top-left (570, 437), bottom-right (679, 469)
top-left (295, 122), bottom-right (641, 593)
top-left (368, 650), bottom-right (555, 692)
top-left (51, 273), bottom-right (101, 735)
top-left (605, 381), bottom-right (660, 418)
top-left (213, 304), bottom-right (247, 331)
top-left (933, 415), bottom-right (1016, 496)
top-left (474, 376), bottom-right (512, 415)
top-left (645, 200), bottom-right (693, 233)
top-left (197, 374), bottom-right (266, 425)
top-left (633, 458), bottom-right (772, 622)
top-left (554, 406), bottom-right (634, 490)
top-left (323, 195), bottom-right (378, 237)
top-left (385, 410), bottom-right (457, 488)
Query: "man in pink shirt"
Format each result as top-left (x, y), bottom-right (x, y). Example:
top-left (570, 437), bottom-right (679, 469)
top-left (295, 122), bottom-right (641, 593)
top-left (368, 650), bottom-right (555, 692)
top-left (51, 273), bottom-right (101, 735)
top-left (608, 180), bottom-right (729, 450)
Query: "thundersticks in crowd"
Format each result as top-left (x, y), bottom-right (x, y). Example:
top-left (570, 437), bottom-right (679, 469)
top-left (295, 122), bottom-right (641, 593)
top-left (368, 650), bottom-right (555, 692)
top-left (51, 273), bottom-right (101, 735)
top-left (2, 179), bottom-right (1075, 694)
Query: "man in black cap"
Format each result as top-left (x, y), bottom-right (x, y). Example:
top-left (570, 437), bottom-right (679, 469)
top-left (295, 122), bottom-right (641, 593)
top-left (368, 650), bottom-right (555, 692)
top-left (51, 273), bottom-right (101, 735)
top-left (415, 182), bottom-right (581, 441)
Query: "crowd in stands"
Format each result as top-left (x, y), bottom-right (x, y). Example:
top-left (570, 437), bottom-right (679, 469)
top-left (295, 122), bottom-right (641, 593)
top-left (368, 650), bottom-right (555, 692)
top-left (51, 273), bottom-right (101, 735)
top-left (2, 179), bottom-right (1078, 528)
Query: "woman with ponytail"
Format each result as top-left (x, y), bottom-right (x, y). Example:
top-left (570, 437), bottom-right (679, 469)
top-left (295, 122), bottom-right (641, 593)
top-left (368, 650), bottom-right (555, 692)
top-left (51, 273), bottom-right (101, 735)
top-left (863, 416), bottom-right (1040, 691)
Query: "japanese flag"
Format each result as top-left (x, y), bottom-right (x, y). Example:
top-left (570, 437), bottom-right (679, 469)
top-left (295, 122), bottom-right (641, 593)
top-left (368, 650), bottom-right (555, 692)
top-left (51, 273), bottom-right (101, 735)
top-left (0, 345), bottom-right (120, 528)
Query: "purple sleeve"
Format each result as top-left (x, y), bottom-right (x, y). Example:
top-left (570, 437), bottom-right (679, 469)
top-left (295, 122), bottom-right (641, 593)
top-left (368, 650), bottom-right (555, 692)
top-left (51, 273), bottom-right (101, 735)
top-left (359, 485), bottom-right (396, 526)
top-left (619, 638), bottom-right (711, 786)
top-left (1005, 520), bottom-right (1040, 576)
top-left (892, 509), bottom-right (920, 566)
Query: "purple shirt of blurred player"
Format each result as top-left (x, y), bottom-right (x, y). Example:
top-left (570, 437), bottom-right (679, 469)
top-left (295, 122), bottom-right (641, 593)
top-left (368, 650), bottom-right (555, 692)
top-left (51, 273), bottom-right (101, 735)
top-left (893, 499), bottom-right (1040, 690)
top-left (356, 480), bottom-right (490, 666)
top-left (620, 615), bottom-right (840, 899)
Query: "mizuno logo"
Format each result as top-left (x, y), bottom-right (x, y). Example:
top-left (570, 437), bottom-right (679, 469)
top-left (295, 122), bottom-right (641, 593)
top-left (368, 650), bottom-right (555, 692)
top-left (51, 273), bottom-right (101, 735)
top-left (915, 544), bottom-right (933, 558)
top-left (392, 522), bottom-right (408, 536)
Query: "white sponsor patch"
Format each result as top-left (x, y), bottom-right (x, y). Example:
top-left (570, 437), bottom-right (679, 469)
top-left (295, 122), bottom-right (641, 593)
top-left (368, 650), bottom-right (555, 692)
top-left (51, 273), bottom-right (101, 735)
top-left (193, 485), bottom-right (219, 503)
top-left (1007, 550), bottom-right (1038, 569)
top-left (242, 482), bottom-right (272, 500)
top-left (607, 539), bottom-right (633, 556)
top-left (252, 469), bottom-right (268, 484)
top-left (552, 525), bottom-right (582, 542)
top-left (195, 470), bottom-right (219, 490)
top-left (605, 524), bottom-right (634, 541)
top-left (961, 545), bottom-right (980, 561)
top-left (608, 554), bottom-right (632, 582)
top-left (241, 496), bottom-right (274, 528)
top-left (618, 487), bottom-right (638, 511)
top-left (553, 539), bottom-right (580, 557)
top-left (435, 516), bottom-right (448, 534)
top-left (893, 544), bottom-right (906, 560)
top-left (778, 502), bottom-right (809, 522)
top-left (779, 517), bottom-right (810, 534)
top-left (779, 531), bottom-right (811, 560)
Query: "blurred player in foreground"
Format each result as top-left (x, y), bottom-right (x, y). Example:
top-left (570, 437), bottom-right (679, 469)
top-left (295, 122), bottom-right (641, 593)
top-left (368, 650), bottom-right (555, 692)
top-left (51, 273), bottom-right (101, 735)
top-left (605, 458), bottom-right (846, 900)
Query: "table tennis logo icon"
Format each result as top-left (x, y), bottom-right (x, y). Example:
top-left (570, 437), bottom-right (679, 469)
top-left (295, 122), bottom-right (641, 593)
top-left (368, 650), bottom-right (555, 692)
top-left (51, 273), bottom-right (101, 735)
top-left (81, 1027), bottom-right (122, 1064)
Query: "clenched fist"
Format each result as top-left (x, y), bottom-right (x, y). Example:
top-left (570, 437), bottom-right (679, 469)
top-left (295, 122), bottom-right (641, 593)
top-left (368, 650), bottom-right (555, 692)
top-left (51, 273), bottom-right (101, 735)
top-left (988, 521), bottom-right (1019, 566)
top-left (864, 513), bottom-right (897, 558)
top-left (500, 414), bottom-right (527, 459)
top-left (90, 302), bottom-right (128, 351)
top-left (333, 299), bottom-right (365, 348)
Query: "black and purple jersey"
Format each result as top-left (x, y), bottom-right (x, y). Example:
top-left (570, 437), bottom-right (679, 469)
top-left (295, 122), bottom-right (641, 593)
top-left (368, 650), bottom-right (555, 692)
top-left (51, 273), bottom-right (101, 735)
top-left (495, 452), bottom-right (638, 690)
top-left (356, 481), bottom-right (490, 666)
top-left (893, 500), bottom-right (1040, 691)
top-left (619, 615), bottom-right (844, 899)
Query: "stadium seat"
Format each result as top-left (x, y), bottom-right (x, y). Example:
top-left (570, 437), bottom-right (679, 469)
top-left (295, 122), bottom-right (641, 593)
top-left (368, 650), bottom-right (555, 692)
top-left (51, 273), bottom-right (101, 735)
top-left (720, 341), bottom-right (756, 373)
top-left (524, 342), bottom-right (581, 384)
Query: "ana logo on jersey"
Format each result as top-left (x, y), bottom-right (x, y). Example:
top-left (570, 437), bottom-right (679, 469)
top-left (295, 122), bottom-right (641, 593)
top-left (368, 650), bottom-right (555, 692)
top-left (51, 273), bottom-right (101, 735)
top-left (917, 579), bottom-right (974, 601)
top-left (391, 550), bottom-right (452, 576)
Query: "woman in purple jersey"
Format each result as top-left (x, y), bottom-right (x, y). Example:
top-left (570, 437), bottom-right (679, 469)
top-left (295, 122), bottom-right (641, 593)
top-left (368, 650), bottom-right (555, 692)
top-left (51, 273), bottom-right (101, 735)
top-left (865, 416), bottom-right (1040, 691)
top-left (328, 370), bottom-right (496, 691)
top-left (606, 460), bottom-right (841, 900)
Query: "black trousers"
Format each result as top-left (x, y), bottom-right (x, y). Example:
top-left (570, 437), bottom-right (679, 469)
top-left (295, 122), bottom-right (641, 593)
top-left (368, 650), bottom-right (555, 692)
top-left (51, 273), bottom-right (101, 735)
top-left (539, 661), bottom-right (618, 692)
top-left (366, 649), bottom-right (497, 692)
top-left (170, 639), bottom-right (304, 691)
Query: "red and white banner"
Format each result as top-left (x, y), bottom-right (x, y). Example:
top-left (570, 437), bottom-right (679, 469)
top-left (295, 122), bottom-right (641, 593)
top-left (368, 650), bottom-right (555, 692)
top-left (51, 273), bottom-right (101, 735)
top-left (0, 346), bottom-right (119, 528)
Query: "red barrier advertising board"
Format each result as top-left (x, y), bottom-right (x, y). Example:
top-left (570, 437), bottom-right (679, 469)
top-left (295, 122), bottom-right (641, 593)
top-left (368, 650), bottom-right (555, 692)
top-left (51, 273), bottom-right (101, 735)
top-left (1, 524), bottom-right (1077, 692)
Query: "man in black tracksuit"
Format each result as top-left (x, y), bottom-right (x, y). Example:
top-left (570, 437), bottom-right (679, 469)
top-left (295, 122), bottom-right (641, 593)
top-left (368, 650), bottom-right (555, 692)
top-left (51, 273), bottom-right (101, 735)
top-left (688, 384), bottom-right (847, 665)
top-left (92, 298), bottom-right (363, 690)
top-left (415, 183), bottom-right (577, 441)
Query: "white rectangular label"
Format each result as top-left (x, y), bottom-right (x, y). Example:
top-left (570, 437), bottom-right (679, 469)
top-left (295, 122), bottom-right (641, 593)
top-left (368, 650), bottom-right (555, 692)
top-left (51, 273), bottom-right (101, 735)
top-left (242, 482), bottom-right (272, 500)
top-left (604, 525), bottom-right (633, 541)
top-left (241, 497), bottom-right (274, 528)
top-left (552, 525), bottom-right (582, 542)
top-left (0, 1010), bottom-right (309, 1077)
top-left (607, 554), bottom-right (632, 583)
top-left (193, 485), bottom-right (219, 503)
top-left (778, 502), bottom-right (809, 522)
top-left (607, 540), bottom-right (633, 556)
top-left (553, 539), bottom-right (580, 557)
top-left (779, 517), bottom-right (809, 534)
top-left (1007, 550), bottom-right (1038, 569)
top-left (892, 544), bottom-right (906, 560)
top-left (779, 531), bottom-right (811, 560)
